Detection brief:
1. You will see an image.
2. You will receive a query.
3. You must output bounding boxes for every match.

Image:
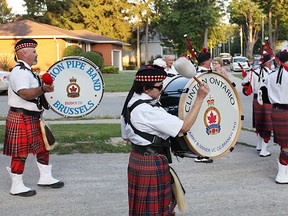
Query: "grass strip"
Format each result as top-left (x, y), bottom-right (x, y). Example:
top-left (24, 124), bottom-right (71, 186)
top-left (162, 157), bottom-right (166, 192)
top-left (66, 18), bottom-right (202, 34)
top-left (0, 124), bottom-right (131, 154)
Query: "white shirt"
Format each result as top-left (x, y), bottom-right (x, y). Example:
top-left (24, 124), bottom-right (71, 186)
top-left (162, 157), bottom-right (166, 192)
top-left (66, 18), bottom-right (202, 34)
top-left (8, 60), bottom-right (41, 111)
top-left (165, 65), bottom-right (178, 76)
top-left (249, 66), bottom-right (271, 93)
top-left (121, 93), bottom-right (183, 146)
top-left (266, 67), bottom-right (288, 104)
top-left (197, 66), bottom-right (210, 73)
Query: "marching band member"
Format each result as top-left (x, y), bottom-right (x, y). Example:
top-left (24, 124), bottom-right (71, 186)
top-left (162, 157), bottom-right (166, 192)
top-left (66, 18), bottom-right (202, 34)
top-left (248, 53), bottom-right (274, 157)
top-left (3, 39), bottom-right (64, 197)
top-left (121, 65), bottom-right (209, 215)
top-left (196, 48), bottom-right (212, 73)
top-left (266, 50), bottom-right (288, 184)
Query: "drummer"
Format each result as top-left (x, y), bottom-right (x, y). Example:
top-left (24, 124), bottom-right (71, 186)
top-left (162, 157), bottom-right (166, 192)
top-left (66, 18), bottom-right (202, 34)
top-left (194, 48), bottom-right (214, 163)
top-left (266, 50), bottom-right (288, 184)
top-left (121, 65), bottom-right (209, 215)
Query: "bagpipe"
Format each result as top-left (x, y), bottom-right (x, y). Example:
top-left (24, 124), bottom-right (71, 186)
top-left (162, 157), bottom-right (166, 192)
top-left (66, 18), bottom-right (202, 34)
top-left (263, 37), bottom-right (288, 71)
top-left (172, 35), bottom-right (201, 84)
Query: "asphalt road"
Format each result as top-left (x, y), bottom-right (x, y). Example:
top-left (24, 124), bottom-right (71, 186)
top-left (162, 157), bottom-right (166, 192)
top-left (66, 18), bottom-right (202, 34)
top-left (2, 72), bottom-right (284, 216)
top-left (0, 142), bottom-right (287, 216)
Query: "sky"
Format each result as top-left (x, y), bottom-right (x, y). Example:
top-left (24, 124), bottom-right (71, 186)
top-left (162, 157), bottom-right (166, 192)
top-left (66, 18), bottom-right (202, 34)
top-left (7, 0), bottom-right (26, 15)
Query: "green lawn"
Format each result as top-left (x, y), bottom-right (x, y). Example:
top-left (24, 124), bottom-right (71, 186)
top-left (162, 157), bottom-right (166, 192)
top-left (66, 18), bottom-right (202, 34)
top-left (0, 124), bottom-right (131, 154)
top-left (103, 72), bottom-right (136, 92)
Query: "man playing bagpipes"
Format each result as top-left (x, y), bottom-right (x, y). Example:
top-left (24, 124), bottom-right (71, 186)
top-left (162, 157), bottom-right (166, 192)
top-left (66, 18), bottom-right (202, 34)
top-left (242, 52), bottom-right (274, 157)
top-left (265, 50), bottom-right (288, 184)
top-left (3, 39), bottom-right (64, 197)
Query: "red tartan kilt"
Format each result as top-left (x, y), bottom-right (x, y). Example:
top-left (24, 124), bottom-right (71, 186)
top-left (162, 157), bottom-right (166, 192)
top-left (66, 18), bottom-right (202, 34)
top-left (3, 110), bottom-right (45, 157)
top-left (128, 151), bottom-right (176, 216)
top-left (272, 108), bottom-right (288, 148)
top-left (253, 98), bottom-right (273, 132)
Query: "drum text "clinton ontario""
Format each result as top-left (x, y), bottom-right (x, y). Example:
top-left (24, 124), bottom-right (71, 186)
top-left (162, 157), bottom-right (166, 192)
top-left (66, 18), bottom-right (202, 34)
top-left (184, 77), bottom-right (236, 112)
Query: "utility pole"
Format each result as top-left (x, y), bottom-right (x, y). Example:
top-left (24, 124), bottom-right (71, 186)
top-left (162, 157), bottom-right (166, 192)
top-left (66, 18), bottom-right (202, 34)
top-left (240, 26), bottom-right (243, 56)
top-left (137, 24), bottom-right (141, 68)
top-left (261, 15), bottom-right (264, 43)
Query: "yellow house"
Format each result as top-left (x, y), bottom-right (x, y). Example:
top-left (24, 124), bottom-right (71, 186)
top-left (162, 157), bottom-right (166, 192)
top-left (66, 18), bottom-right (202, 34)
top-left (0, 20), bottom-right (129, 72)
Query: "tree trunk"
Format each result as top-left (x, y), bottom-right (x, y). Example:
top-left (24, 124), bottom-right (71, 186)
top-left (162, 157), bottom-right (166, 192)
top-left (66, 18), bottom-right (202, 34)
top-left (203, 28), bottom-right (209, 48)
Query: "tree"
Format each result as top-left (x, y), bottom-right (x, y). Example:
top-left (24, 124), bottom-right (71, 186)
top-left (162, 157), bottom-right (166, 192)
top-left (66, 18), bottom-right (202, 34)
top-left (23, 0), bottom-right (133, 42)
top-left (252, 0), bottom-right (288, 52)
top-left (0, 0), bottom-right (12, 24)
top-left (155, 0), bottom-right (223, 56)
top-left (228, 0), bottom-right (263, 58)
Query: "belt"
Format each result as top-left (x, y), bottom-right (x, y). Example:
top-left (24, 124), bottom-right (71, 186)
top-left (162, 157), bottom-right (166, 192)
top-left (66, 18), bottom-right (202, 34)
top-left (273, 104), bottom-right (288, 110)
top-left (132, 143), bottom-right (168, 156)
top-left (10, 107), bottom-right (42, 117)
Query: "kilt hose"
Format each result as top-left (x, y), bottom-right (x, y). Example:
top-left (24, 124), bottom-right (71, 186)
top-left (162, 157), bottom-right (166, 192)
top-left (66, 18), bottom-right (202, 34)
top-left (252, 97), bottom-right (273, 142)
top-left (3, 110), bottom-right (45, 157)
top-left (272, 108), bottom-right (288, 148)
top-left (128, 151), bottom-right (176, 216)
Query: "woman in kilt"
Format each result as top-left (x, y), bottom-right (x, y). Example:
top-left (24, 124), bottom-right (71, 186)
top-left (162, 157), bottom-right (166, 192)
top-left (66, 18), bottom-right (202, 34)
top-left (266, 50), bottom-right (288, 184)
top-left (121, 65), bottom-right (209, 215)
top-left (3, 39), bottom-right (64, 197)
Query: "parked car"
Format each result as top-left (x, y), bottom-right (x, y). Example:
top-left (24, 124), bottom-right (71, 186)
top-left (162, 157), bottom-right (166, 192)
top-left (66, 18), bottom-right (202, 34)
top-left (230, 56), bottom-right (251, 72)
top-left (0, 70), bottom-right (10, 94)
top-left (219, 53), bottom-right (232, 65)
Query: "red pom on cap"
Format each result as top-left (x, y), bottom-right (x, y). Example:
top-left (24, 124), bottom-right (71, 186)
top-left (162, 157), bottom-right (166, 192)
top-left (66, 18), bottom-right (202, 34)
top-left (42, 73), bottom-right (53, 85)
top-left (201, 48), bottom-right (207, 53)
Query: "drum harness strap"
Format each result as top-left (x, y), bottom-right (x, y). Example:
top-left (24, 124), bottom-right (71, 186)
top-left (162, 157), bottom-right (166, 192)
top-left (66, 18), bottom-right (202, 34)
top-left (124, 99), bottom-right (172, 163)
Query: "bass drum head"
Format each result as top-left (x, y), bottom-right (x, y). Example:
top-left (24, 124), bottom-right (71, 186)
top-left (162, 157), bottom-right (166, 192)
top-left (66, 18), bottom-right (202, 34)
top-left (45, 56), bottom-right (104, 118)
top-left (179, 72), bottom-right (242, 158)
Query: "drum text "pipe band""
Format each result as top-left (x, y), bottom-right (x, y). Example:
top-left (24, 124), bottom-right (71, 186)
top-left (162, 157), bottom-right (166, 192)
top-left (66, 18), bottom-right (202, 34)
top-left (49, 60), bottom-right (102, 91)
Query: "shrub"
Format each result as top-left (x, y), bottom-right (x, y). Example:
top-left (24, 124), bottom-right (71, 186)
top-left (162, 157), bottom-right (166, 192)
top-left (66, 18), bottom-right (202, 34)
top-left (63, 45), bottom-right (83, 57)
top-left (124, 65), bottom-right (136, 70)
top-left (82, 51), bottom-right (104, 69)
top-left (101, 66), bottom-right (119, 74)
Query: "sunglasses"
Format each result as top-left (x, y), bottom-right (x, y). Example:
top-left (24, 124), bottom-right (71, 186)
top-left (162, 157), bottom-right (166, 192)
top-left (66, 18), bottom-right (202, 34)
top-left (152, 84), bottom-right (163, 91)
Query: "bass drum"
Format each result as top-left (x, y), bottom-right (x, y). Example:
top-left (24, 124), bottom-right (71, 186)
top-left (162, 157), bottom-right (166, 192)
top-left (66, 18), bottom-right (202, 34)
top-left (44, 56), bottom-right (104, 118)
top-left (160, 72), bottom-right (243, 159)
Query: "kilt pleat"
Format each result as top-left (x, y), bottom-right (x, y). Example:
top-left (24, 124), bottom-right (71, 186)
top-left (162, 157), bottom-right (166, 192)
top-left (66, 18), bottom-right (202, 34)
top-left (128, 151), bottom-right (175, 216)
top-left (253, 98), bottom-right (273, 139)
top-left (3, 110), bottom-right (45, 157)
top-left (272, 108), bottom-right (288, 148)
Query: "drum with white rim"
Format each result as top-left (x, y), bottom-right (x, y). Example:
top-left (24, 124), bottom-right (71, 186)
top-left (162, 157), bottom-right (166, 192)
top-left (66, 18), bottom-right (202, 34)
top-left (45, 56), bottom-right (104, 118)
top-left (160, 72), bottom-right (242, 158)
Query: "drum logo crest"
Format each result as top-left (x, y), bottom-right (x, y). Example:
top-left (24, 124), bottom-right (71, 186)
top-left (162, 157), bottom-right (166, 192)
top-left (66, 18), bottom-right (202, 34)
top-left (66, 76), bottom-right (80, 98)
top-left (204, 95), bottom-right (221, 135)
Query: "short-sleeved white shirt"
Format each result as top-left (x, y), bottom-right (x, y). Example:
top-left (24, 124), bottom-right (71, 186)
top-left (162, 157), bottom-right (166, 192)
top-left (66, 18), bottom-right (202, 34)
top-left (8, 60), bottom-right (41, 111)
top-left (266, 67), bottom-right (288, 104)
top-left (121, 93), bottom-right (183, 146)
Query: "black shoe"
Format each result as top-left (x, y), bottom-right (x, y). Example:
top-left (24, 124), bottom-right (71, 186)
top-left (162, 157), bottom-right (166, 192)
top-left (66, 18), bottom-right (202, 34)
top-left (12, 190), bottom-right (36, 197)
top-left (194, 158), bottom-right (214, 163)
top-left (38, 181), bottom-right (64, 188)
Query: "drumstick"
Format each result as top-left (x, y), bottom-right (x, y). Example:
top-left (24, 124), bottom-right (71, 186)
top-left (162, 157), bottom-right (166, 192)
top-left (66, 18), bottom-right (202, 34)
top-left (174, 57), bottom-right (201, 84)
